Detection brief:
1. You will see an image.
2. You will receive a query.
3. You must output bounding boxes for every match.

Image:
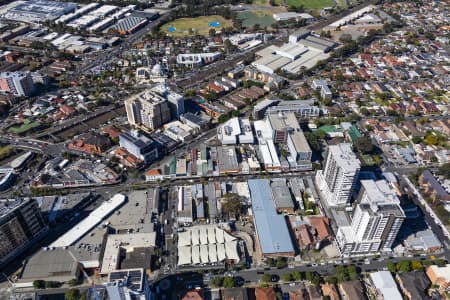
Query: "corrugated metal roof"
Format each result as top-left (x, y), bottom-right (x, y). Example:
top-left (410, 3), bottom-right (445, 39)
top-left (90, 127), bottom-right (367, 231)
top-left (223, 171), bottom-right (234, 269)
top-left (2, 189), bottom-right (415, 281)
top-left (248, 179), bottom-right (294, 255)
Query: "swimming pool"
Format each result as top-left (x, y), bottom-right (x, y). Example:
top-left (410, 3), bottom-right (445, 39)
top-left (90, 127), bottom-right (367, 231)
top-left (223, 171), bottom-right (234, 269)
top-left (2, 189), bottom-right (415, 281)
top-left (167, 26), bottom-right (176, 32)
top-left (209, 21), bottom-right (220, 27)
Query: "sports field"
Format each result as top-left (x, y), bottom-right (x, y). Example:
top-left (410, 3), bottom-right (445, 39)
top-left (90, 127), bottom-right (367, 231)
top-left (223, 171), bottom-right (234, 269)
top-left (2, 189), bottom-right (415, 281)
top-left (160, 15), bottom-right (233, 37)
top-left (237, 11), bottom-right (277, 28)
top-left (285, 0), bottom-right (334, 9)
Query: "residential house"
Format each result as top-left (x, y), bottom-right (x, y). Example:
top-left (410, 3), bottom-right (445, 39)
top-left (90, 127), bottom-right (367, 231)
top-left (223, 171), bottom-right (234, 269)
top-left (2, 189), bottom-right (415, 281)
top-left (419, 170), bottom-right (450, 203)
top-left (339, 280), bottom-right (367, 300)
top-left (426, 264), bottom-right (450, 290)
top-left (397, 270), bottom-right (431, 300)
top-left (67, 132), bottom-right (111, 155)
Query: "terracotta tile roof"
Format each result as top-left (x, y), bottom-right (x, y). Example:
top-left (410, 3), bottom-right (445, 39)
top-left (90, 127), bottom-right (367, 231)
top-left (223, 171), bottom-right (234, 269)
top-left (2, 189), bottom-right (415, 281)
top-left (145, 169), bottom-right (161, 176)
top-left (255, 287), bottom-right (276, 300)
top-left (182, 289), bottom-right (203, 300)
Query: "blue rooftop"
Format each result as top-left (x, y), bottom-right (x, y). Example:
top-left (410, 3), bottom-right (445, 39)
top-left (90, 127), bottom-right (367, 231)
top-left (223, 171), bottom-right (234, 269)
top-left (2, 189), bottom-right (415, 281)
top-left (248, 179), bottom-right (294, 255)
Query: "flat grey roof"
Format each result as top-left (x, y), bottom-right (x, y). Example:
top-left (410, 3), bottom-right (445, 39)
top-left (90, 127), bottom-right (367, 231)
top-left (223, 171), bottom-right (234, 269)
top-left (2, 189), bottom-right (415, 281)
top-left (248, 179), bottom-right (294, 255)
top-left (270, 179), bottom-right (294, 209)
top-left (289, 131), bottom-right (311, 154)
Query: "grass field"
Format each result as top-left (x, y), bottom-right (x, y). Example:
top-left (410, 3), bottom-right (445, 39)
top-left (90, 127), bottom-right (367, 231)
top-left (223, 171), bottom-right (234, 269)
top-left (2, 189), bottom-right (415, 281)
top-left (237, 11), bottom-right (277, 28)
top-left (8, 119), bottom-right (39, 134)
top-left (160, 15), bottom-right (233, 37)
top-left (284, 0), bottom-right (334, 9)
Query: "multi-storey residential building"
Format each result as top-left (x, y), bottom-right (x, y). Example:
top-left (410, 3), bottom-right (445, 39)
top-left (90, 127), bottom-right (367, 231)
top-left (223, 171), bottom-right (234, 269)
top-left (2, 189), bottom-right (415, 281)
top-left (0, 199), bottom-right (48, 267)
top-left (0, 72), bottom-right (35, 96)
top-left (315, 143), bottom-right (361, 206)
top-left (336, 179), bottom-right (405, 255)
top-left (151, 84), bottom-right (185, 119)
top-left (119, 131), bottom-right (159, 164)
top-left (125, 90), bottom-right (171, 130)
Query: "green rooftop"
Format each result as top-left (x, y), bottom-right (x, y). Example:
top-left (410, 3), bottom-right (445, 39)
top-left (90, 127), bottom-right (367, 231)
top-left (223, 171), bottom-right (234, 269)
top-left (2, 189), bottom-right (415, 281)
top-left (348, 125), bottom-right (362, 141)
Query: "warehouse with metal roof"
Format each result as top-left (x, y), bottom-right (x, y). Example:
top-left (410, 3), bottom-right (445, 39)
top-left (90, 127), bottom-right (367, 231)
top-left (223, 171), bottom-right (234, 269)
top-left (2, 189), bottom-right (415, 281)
top-left (248, 179), bottom-right (295, 257)
top-left (110, 16), bottom-right (148, 34)
top-left (252, 32), bottom-right (336, 74)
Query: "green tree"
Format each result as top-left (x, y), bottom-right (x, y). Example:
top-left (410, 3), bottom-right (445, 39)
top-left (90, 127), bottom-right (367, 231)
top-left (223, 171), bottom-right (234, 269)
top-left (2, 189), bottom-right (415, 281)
top-left (282, 273), bottom-right (293, 281)
top-left (437, 163), bottom-right (450, 179)
top-left (223, 276), bottom-right (235, 288)
top-left (346, 265), bottom-right (358, 281)
top-left (435, 259), bottom-right (446, 267)
top-left (33, 280), bottom-right (45, 289)
top-left (326, 276), bottom-right (337, 284)
top-left (412, 136), bottom-right (422, 144)
top-left (261, 274), bottom-right (271, 283)
top-left (276, 257), bottom-right (287, 269)
top-left (211, 276), bottom-right (223, 287)
top-left (65, 288), bottom-right (81, 300)
top-left (411, 260), bottom-right (423, 270)
top-left (221, 193), bottom-right (243, 219)
top-left (396, 260), bottom-right (411, 273)
top-left (292, 271), bottom-right (301, 281)
top-left (354, 136), bottom-right (374, 154)
top-left (387, 261), bottom-right (396, 273)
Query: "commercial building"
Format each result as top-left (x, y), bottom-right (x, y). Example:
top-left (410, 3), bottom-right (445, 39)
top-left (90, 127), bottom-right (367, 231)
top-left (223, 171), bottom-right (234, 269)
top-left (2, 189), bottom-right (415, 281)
top-left (119, 131), bottom-right (159, 164)
top-left (273, 12), bottom-right (314, 22)
top-left (217, 146), bottom-right (240, 175)
top-left (86, 269), bottom-right (151, 300)
top-left (180, 112), bottom-right (209, 130)
top-left (125, 89), bottom-right (171, 130)
top-left (311, 79), bottom-right (332, 100)
top-left (270, 178), bottom-right (294, 213)
top-left (336, 180), bottom-right (405, 256)
top-left (217, 117), bottom-right (254, 145)
top-left (19, 248), bottom-right (81, 284)
top-left (1, 0), bottom-right (78, 23)
top-left (326, 5), bottom-right (376, 30)
top-left (287, 130), bottom-right (312, 162)
top-left (100, 232), bottom-right (157, 274)
top-left (177, 225), bottom-right (240, 266)
top-left (176, 52), bottom-right (221, 68)
top-left (50, 194), bottom-right (126, 247)
top-left (248, 179), bottom-right (295, 257)
top-left (0, 199), bottom-right (48, 267)
top-left (110, 15), bottom-right (148, 35)
top-left (266, 112), bottom-right (300, 143)
top-left (369, 271), bottom-right (403, 300)
top-left (252, 32), bottom-right (335, 74)
top-left (315, 143), bottom-right (361, 206)
top-left (0, 168), bottom-right (15, 191)
top-left (0, 72), bottom-right (35, 96)
top-left (265, 100), bottom-right (320, 119)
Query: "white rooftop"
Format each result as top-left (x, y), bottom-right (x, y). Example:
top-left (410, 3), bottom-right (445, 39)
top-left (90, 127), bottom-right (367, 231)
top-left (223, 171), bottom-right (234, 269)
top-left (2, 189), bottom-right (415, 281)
top-left (328, 143), bottom-right (361, 172)
top-left (51, 194), bottom-right (126, 247)
top-left (370, 271), bottom-right (403, 300)
top-left (100, 232), bottom-right (157, 274)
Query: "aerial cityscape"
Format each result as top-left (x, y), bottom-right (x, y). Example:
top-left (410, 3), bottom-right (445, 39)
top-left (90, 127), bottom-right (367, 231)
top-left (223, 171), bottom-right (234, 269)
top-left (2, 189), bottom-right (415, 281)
top-left (0, 0), bottom-right (448, 299)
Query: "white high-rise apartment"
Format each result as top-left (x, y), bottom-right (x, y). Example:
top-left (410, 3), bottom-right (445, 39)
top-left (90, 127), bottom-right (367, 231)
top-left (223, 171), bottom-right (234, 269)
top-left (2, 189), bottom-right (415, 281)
top-left (315, 143), bottom-right (361, 206)
top-left (125, 90), bottom-right (171, 130)
top-left (336, 179), bottom-right (405, 256)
